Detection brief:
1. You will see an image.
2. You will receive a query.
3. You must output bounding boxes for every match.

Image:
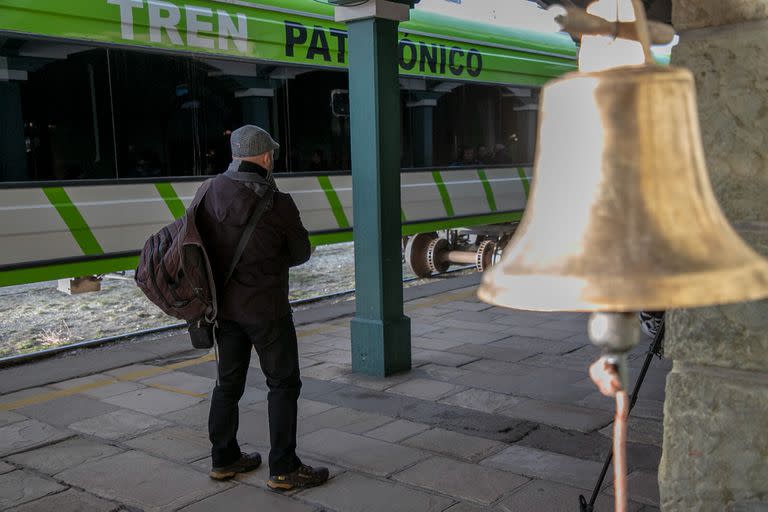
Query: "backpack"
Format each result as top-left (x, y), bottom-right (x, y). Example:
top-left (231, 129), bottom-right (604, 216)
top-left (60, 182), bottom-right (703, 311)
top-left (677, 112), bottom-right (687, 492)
top-left (135, 180), bottom-right (217, 323)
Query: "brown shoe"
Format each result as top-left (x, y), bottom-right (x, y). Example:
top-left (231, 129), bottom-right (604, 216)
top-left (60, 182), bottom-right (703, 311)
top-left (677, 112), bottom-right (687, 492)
top-left (267, 464), bottom-right (329, 491)
top-left (209, 452), bottom-right (262, 480)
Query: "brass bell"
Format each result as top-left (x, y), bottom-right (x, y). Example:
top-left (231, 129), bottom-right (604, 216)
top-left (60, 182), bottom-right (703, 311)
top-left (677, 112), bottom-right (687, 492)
top-left (478, 64), bottom-right (768, 312)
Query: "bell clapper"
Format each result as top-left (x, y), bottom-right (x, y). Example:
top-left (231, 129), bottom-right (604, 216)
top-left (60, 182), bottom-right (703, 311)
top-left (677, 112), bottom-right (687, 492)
top-left (587, 312), bottom-right (640, 512)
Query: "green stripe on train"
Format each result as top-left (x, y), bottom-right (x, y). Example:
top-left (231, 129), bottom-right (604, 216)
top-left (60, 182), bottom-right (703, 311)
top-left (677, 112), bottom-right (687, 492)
top-left (43, 187), bottom-right (104, 255)
top-left (477, 169), bottom-right (498, 212)
top-left (517, 167), bottom-right (531, 199)
top-left (155, 183), bottom-right (186, 219)
top-left (431, 171), bottom-right (455, 217)
top-left (0, 255), bottom-right (139, 288)
top-left (317, 176), bottom-right (350, 229)
top-left (0, 212), bottom-right (523, 286)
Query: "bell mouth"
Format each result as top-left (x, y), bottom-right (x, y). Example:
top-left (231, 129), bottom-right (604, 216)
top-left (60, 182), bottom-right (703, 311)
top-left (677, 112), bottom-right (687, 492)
top-left (478, 258), bottom-right (768, 313)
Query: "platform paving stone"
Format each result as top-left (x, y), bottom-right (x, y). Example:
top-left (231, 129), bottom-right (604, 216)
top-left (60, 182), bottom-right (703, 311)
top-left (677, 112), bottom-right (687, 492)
top-left (299, 428), bottom-right (428, 476)
top-left (498, 398), bottom-right (612, 433)
top-left (438, 300), bottom-right (493, 312)
top-left (7, 489), bottom-right (120, 512)
top-left (422, 327), bottom-right (509, 344)
top-left (386, 378), bottom-right (466, 401)
top-left (606, 470), bottom-right (660, 506)
top-left (438, 318), bottom-right (512, 333)
top-left (125, 426), bottom-right (211, 462)
top-left (332, 370), bottom-right (412, 391)
top-left (297, 398), bottom-right (338, 418)
top-left (103, 387), bottom-right (203, 415)
top-left (438, 387), bottom-right (524, 414)
top-left (411, 317), bottom-right (448, 336)
top-left (236, 409), bottom-right (272, 447)
top-left (310, 336), bottom-right (353, 349)
top-left (578, 393), bottom-right (665, 420)
top-left (364, 419), bottom-right (431, 443)
top-left (494, 325), bottom-right (577, 341)
top-left (0, 410), bottom-right (26, 427)
top-left (161, 401), bottom-right (211, 427)
top-left (393, 456), bottom-right (529, 506)
top-left (56, 450), bottom-right (231, 511)
top-left (300, 362), bottom-right (352, 380)
top-left (299, 471), bottom-right (454, 512)
top-left (447, 344), bottom-right (538, 363)
top-left (481, 445), bottom-right (605, 489)
top-left (460, 358), bottom-right (542, 376)
top-left (310, 349), bottom-right (353, 365)
top-left (0, 386), bottom-right (58, 406)
top-left (0, 470), bottom-right (67, 509)
top-left (535, 317), bottom-right (589, 332)
top-left (52, 374), bottom-right (144, 399)
top-left (599, 417), bottom-right (663, 447)
top-left (416, 363), bottom-right (472, 382)
top-left (411, 336), bottom-right (468, 351)
top-left (103, 364), bottom-right (159, 378)
top-left (298, 406), bottom-right (392, 435)
top-left (412, 349), bottom-right (480, 367)
top-left (403, 427), bottom-right (505, 462)
top-left (16, 394), bottom-right (120, 428)
top-left (497, 479), bottom-right (644, 512)
top-left (450, 310), bottom-right (506, 324)
top-left (69, 409), bottom-right (170, 440)
top-left (490, 335), bottom-right (589, 355)
top-left (7, 437), bottom-right (123, 475)
top-left (178, 483), bottom-right (314, 512)
top-left (0, 419), bottom-right (71, 456)
top-left (443, 502), bottom-right (498, 512)
top-left (0, 461), bottom-right (14, 474)
top-left (491, 311), bottom-right (553, 327)
top-left (140, 371), bottom-right (216, 395)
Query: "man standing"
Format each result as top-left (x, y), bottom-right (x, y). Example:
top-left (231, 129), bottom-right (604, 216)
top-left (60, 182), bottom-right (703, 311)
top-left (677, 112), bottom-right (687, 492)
top-left (198, 125), bottom-right (329, 491)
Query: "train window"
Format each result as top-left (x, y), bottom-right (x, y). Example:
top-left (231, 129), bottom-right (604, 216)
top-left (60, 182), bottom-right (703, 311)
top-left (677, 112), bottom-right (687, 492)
top-left (0, 39), bottom-right (117, 182)
top-left (108, 51), bottom-right (251, 178)
top-left (402, 82), bottom-right (540, 168)
top-left (278, 70), bottom-right (352, 173)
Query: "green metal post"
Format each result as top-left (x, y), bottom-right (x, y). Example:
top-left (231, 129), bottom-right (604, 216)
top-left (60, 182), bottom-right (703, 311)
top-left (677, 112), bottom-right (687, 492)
top-left (347, 16), bottom-right (411, 376)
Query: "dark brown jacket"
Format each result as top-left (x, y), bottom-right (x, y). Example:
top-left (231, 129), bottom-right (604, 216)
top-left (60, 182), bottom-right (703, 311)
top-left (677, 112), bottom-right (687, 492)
top-left (197, 161), bottom-right (311, 323)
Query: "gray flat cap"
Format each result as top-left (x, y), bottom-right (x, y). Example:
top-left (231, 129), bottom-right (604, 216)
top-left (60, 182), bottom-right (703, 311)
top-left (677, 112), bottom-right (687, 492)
top-left (230, 125), bottom-right (280, 158)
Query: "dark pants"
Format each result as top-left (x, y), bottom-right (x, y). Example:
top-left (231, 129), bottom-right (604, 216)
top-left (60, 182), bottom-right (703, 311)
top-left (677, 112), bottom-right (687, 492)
top-left (208, 315), bottom-right (302, 475)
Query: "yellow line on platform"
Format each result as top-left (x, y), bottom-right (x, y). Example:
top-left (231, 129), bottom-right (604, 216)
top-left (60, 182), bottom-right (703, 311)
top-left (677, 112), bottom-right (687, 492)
top-left (0, 353), bottom-right (215, 411)
top-left (143, 383), bottom-right (208, 398)
top-left (0, 379), bottom-right (118, 411)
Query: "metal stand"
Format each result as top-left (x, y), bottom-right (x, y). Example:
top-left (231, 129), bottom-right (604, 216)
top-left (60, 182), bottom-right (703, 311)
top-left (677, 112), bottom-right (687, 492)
top-left (579, 317), bottom-right (666, 512)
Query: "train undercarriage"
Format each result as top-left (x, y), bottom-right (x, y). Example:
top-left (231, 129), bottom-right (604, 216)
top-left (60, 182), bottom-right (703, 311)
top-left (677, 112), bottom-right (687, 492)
top-left (403, 224), bottom-right (518, 278)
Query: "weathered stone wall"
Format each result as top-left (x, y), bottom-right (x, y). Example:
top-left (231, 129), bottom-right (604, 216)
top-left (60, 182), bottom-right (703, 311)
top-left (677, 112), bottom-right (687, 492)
top-left (661, 2), bottom-right (768, 511)
top-left (673, 0), bottom-right (768, 30)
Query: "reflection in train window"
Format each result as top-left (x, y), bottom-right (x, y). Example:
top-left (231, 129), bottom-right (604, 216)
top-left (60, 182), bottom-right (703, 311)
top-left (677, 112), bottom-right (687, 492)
top-left (0, 36), bottom-right (540, 183)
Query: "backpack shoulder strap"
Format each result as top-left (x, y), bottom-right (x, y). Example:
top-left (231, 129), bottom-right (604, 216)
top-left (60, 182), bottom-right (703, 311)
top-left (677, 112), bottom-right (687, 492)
top-left (190, 179), bottom-right (214, 209)
top-left (222, 187), bottom-right (275, 288)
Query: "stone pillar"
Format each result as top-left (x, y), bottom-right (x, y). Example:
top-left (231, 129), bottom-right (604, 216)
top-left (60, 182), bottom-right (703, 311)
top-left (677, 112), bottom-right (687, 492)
top-left (659, 2), bottom-right (768, 510)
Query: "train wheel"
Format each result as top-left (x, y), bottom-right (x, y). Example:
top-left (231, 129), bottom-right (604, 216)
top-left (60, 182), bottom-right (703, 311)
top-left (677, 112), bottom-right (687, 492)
top-left (427, 238), bottom-right (451, 274)
top-left (476, 240), bottom-right (497, 272)
top-left (405, 232), bottom-right (438, 278)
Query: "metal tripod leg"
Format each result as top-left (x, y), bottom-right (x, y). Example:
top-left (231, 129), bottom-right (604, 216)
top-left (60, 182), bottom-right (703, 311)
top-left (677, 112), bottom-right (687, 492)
top-left (579, 319), bottom-right (665, 512)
